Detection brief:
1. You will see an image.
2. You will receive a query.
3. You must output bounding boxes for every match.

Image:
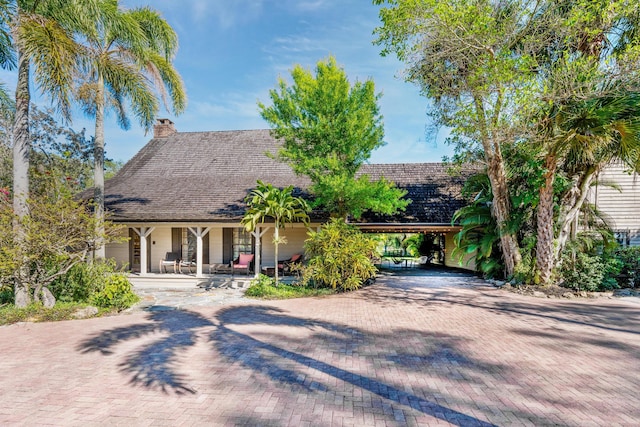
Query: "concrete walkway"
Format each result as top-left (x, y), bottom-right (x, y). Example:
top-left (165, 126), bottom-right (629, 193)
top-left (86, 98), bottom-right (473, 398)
top-left (1, 270), bottom-right (639, 426)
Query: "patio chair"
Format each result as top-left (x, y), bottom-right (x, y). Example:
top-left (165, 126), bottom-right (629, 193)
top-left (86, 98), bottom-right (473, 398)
top-left (178, 253), bottom-right (197, 274)
top-left (159, 252), bottom-right (180, 273)
top-left (232, 253), bottom-right (254, 275)
top-left (278, 253), bottom-right (303, 275)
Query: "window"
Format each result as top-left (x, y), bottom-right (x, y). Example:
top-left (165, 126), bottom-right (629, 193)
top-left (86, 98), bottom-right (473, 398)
top-left (233, 228), bottom-right (253, 260)
top-left (171, 227), bottom-right (209, 263)
top-left (614, 230), bottom-right (631, 247)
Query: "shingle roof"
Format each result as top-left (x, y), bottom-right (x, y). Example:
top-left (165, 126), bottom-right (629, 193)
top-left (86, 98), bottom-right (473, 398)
top-left (103, 129), bottom-right (474, 223)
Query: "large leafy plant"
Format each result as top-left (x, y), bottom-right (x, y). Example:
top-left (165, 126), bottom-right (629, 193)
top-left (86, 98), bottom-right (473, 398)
top-left (303, 218), bottom-right (377, 291)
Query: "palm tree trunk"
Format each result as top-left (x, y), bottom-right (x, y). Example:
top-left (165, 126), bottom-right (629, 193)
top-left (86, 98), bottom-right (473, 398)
top-left (13, 52), bottom-right (30, 221)
top-left (13, 51), bottom-right (32, 307)
top-left (274, 225), bottom-right (279, 285)
top-left (93, 73), bottom-right (105, 259)
top-left (535, 155), bottom-right (557, 286)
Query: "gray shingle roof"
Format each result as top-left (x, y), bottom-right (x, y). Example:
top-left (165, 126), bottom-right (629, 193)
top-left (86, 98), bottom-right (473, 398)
top-left (103, 129), bottom-right (474, 223)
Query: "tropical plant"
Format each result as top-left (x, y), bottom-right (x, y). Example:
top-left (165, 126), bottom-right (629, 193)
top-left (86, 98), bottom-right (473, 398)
top-left (0, 0), bottom-right (101, 306)
top-left (452, 174), bottom-right (504, 278)
top-left (259, 56), bottom-right (409, 219)
top-left (303, 218), bottom-right (377, 291)
top-left (241, 180), bottom-right (310, 285)
top-left (558, 252), bottom-right (607, 292)
top-left (374, 0), bottom-right (551, 276)
top-left (374, 0), bottom-right (640, 283)
top-left (74, 0), bottom-right (186, 258)
top-left (535, 94), bottom-right (640, 285)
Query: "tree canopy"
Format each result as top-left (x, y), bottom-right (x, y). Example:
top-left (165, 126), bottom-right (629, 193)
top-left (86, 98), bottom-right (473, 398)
top-left (259, 56), bottom-right (409, 220)
top-left (374, 0), bottom-right (640, 282)
top-left (74, 0), bottom-right (186, 258)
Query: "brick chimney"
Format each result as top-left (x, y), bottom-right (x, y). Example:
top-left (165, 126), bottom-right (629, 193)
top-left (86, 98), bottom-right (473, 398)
top-left (153, 118), bottom-right (177, 138)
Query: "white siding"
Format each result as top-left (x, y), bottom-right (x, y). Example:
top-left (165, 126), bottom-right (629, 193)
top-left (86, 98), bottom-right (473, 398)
top-left (260, 226), bottom-right (309, 266)
top-left (590, 164), bottom-right (640, 246)
top-left (150, 228), bottom-right (172, 273)
top-left (209, 228), bottom-right (223, 264)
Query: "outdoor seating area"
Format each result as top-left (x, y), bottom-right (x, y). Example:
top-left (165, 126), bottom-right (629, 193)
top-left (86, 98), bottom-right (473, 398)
top-left (159, 252), bottom-right (180, 273)
top-left (232, 254), bottom-right (254, 275)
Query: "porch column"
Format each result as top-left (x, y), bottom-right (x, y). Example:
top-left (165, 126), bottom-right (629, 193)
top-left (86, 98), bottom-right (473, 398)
top-left (251, 226), bottom-right (270, 278)
top-left (189, 227), bottom-right (210, 278)
top-left (133, 227), bottom-right (155, 276)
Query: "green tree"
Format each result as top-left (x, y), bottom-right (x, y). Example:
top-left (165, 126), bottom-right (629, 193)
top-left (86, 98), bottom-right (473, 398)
top-left (535, 94), bottom-right (640, 285)
top-left (0, 170), bottom-right (124, 307)
top-left (259, 56), bottom-right (409, 219)
top-left (75, 0), bottom-right (186, 258)
top-left (241, 180), bottom-right (310, 285)
top-left (374, 0), bottom-right (640, 284)
top-left (0, 0), bottom-right (100, 306)
top-left (374, 0), bottom-right (552, 277)
top-left (524, 0), bottom-right (640, 285)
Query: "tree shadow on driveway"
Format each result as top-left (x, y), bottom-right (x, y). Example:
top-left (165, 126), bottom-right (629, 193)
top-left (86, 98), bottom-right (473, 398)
top-left (78, 304), bottom-right (503, 426)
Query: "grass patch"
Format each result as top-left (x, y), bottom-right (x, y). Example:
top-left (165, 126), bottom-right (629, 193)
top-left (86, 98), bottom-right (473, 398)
top-left (245, 278), bottom-right (336, 299)
top-left (0, 302), bottom-right (110, 325)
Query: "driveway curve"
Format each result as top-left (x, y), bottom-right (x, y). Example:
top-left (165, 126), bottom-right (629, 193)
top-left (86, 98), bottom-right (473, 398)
top-left (0, 270), bottom-right (638, 426)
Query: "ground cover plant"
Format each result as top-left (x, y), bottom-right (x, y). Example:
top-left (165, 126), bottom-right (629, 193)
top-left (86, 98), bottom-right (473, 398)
top-left (245, 274), bottom-right (335, 299)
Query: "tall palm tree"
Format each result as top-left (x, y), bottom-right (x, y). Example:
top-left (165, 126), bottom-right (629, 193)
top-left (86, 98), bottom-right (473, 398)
top-left (75, 0), bottom-right (186, 258)
top-left (535, 94), bottom-right (640, 285)
top-left (2, 0), bottom-right (98, 217)
top-left (0, 0), bottom-right (99, 306)
top-left (241, 180), bottom-right (310, 285)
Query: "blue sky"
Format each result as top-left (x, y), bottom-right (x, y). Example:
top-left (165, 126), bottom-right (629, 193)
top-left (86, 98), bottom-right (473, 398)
top-left (5, 0), bottom-right (455, 164)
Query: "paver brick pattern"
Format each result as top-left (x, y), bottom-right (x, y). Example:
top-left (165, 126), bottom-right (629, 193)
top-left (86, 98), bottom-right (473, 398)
top-left (0, 270), bottom-right (639, 426)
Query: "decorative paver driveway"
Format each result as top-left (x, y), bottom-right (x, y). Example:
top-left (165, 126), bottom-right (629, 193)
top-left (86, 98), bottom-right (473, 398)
top-left (1, 270), bottom-right (639, 426)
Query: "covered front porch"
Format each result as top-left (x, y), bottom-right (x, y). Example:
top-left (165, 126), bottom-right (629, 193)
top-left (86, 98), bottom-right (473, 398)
top-left (108, 222), bottom-right (314, 279)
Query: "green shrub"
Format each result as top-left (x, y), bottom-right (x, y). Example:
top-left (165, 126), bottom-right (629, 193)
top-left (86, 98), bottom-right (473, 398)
top-left (49, 262), bottom-right (102, 302)
top-left (91, 274), bottom-right (139, 310)
top-left (615, 247), bottom-right (640, 288)
top-left (245, 274), bottom-right (334, 299)
top-left (303, 218), bottom-right (377, 291)
top-left (560, 252), bottom-right (606, 291)
top-left (0, 284), bottom-right (13, 305)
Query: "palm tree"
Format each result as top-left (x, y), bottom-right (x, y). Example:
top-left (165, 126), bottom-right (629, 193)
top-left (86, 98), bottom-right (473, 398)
top-left (75, 0), bottom-right (186, 258)
top-left (535, 94), bottom-right (640, 286)
top-left (0, 0), bottom-right (100, 306)
top-left (2, 0), bottom-right (98, 216)
top-left (241, 180), bottom-right (310, 285)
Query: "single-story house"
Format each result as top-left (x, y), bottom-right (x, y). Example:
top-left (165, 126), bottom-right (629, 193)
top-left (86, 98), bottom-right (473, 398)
top-left (103, 119), bottom-right (640, 278)
top-left (103, 119), bottom-right (476, 277)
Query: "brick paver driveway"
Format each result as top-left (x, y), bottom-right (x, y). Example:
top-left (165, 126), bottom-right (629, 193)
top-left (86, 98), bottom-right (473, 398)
top-left (1, 270), bottom-right (639, 426)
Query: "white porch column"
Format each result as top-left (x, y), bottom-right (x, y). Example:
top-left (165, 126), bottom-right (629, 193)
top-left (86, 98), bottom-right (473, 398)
top-left (189, 227), bottom-right (211, 278)
top-left (133, 227), bottom-right (155, 276)
top-left (251, 226), bottom-right (270, 278)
